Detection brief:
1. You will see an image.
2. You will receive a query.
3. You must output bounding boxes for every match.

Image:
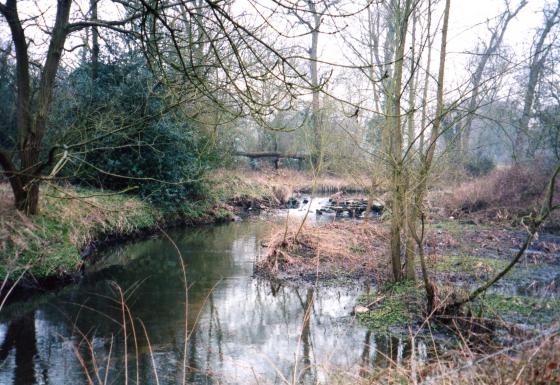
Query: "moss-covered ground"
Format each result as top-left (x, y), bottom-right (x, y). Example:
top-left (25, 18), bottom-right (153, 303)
top-left (356, 281), bottom-right (423, 332)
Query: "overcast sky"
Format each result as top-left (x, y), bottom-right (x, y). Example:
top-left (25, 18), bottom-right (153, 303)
top-left (450, 0), bottom-right (543, 53)
top-left (1, 0), bottom-right (550, 93)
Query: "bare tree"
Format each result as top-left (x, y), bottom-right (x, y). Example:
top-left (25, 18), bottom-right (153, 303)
top-left (514, 0), bottom-right (560, 162)
top-left (287, 0), bottom-right (341, 169)
top-left (385, 0), bottom-right (414, 281)
top-left (460, 0), bottom-right (527, 155)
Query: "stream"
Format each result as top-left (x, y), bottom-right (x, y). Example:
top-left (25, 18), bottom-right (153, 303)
top-left (0, 207), bottom-right (424, 385)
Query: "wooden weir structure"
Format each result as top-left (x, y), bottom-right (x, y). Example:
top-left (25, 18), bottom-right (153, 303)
top-left (316, 198), bottom-right (384, 217)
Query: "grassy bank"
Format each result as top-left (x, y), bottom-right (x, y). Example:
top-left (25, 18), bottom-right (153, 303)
top-left (0, 183), bottom-right (230, 283)
top-left (0, 169), bottom-right (366, 287)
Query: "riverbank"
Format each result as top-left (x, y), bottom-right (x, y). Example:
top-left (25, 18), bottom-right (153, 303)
top-left (0, 183), bottom-right (232, 294)
top-left (0, 169), bottom-right (366, 297)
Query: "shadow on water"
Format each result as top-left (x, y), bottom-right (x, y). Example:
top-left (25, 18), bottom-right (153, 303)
top-left (0, 219), bottom-right (427, 385)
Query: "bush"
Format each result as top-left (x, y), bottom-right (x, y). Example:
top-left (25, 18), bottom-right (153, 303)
top-left (74, 120), bottom-right (216, 207)
top-left (464, 155), bottom-right (496, 177)
top-left (443, 163), bottom-right (560, 225)
top-left (51, 55), bottom-right (221, 208)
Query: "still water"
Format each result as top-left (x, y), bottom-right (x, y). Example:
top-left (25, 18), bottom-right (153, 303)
top-left (0, 218), bottom-right (419, 385)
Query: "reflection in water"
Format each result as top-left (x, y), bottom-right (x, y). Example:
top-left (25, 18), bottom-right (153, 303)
top-left (0, 220), bottom-right (429, 385)
top-left (359, 330), bottom-right (372, 378)
top-left (297, 287), bottom-right (315, 384)
top-left (0, 313), bottom-right (37, 385)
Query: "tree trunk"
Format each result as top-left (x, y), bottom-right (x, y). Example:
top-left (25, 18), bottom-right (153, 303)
top-left (91, 0), bottom-right (99, 81)
top-left (309, 3), bottom-right (321, 170)
top-left (410, 0), bottom-right (451, 303)
top-left (14, 184), bottom-right (40, 215)
top-left (405, 205), bottom-right (417, 279)
top-left (404, 9), bottom-right (418, 281)
top-left (0, 0), bottom-right (73, 215)
top-left (387, 0), bottom-right (413, 282)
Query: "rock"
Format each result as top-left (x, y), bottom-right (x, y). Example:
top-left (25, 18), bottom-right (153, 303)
top-left (231, 215), bottom-right (242, 222)
top-left (353, 305), bottom-right (369, 314)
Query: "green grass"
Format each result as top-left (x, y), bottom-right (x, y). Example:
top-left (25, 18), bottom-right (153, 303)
top-left (430, 255), bottom-right (510, 275)
top-left (356, 281), bottom-right (422, 332)
top-left (474, 294), bottom-right (560, 325)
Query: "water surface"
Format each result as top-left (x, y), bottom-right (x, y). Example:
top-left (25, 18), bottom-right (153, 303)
top-left (0, 218), bottom-right (417, 385)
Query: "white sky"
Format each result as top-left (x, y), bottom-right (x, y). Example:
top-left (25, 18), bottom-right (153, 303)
top-left (449, 0), bottom-right (544, 57)
top-left (0, 0), bottom-right (552, 95)
top-left (271, 0), bottom-right (550, 87)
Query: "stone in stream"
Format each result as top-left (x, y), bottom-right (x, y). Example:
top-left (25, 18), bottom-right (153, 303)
top-left (287, 197), bottom-right (299, 209)
top-left (319, 197), bottom-right (384, 217)
top-left (353, 305), bottom-right (369, 314)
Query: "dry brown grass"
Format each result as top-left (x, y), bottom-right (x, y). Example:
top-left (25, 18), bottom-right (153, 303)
top-left (211, 168), bottom-right (369, 205)
top-left (431, 329), bottom-right (560, 385)
top-left (319, 328), bottom-right (560, 385)
top-left (440, 165), bottom-right (560, 226)
top-left (256, 221), bottom-right (389, 280)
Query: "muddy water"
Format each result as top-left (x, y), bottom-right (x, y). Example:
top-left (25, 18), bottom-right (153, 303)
top-left (0, 217), bottom-right (424, 385)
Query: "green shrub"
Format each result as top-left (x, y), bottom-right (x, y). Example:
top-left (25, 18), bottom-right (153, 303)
top-left (50, 55), bottom-right (221, 208)
top-left (464, 155), bottom-right (496, 177)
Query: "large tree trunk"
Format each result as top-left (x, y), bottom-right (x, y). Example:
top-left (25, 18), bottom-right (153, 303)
top-left (0, 0), bottom-right (72, 215)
